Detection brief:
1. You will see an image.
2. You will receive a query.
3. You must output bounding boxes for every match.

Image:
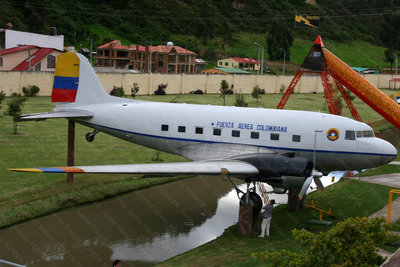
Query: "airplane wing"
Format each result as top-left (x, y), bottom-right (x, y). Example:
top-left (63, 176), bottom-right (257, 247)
top-left (9, 160), bottom-right (260, 177)
top-left (18, 109), bottom-right (93, 121)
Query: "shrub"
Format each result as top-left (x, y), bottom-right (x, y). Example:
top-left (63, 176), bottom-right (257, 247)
top-left (110, 86), bottom-right (125, 97)
top-left (252, 217), bottom-right (389, 267)
top-left (234, 93), bottom-right (248, 107)
top-left (154, 83), bottom-right (168, 95)
top-left (22, 85), bottom-right (40, 97)
top-left (189, 89), bottom-right (204, 94)
top-left (131, 83), bottom-right (139, 97)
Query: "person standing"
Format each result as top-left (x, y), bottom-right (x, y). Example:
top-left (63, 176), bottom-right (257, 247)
top-left (259, 199), bottom-right (275, 237)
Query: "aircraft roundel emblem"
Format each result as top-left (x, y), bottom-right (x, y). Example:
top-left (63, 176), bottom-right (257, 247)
top-left (326, 128), bottom-right (340, 141)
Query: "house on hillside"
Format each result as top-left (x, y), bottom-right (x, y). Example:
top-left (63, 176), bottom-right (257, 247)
top-left (217, 57), bottom-right (258, 71)
top-left (201, 67), bottom-right (250, 74)
top-left (0, 45), bottom-right (63, 71)
top-left (95, 40), bottom-right (207, 74)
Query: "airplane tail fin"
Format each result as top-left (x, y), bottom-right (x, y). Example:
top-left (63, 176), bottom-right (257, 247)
top-left (52, 53), bottom-right (115, 107)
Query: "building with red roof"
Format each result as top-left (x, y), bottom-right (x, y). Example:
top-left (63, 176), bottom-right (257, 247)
top-left (217, 57), bottom-right (259, 72)
top-left (95, 40), bottom-right (206, 74)
top-left (0, 45), bottom-right (62, 71)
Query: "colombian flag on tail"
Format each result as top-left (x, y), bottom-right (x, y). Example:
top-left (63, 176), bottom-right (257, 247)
top-left (52, 53), bottom-right (80, 102)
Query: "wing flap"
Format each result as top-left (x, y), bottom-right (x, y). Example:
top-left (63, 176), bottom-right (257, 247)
top-left (10, 160), bottom-right (259, 177)
top-left (18, 109), bottom-right (93, 121)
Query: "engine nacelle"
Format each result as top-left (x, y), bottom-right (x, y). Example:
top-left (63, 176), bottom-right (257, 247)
top-left (232, 153), bottom-right (313, 178)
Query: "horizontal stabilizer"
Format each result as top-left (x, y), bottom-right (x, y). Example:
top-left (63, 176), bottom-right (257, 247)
top-left (18, 109), bottom-right (93, 121)
top-left (10, 160), bottom-right (259, 177)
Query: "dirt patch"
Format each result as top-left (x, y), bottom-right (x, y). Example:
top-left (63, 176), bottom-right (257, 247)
top-left (377, 128), bottom-right (400, 150)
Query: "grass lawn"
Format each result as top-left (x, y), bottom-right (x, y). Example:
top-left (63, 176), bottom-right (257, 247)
top-left (159, 179), bottom-right (399, 266)
top-left (0, 91), bottom-right (398, 229)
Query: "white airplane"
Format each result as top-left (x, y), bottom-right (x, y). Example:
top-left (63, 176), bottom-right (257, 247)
top-left (11, 53), bottom-right (397, 212)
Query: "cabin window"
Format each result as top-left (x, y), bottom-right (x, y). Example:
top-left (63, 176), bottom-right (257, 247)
top-left (251, 132), bottom-right (259, 139)
top-left (232, 130), bottom-right (240, 137)
top-left (364, 130), bottom-right (374, 137)
top-left (161, 124), bottom-right (169, 131)
top-left (178, 126), bottom-right (186, 133)
top-left (195, 127), bottom-right (203, 134)
top-left (0, 58), bottom-right (3, 66)
top-left (292, 135), bottom-right (301, 142)
top-left (345, 130), bottom-right (356, 140)
top-left (213, 128), bottom-right (221, 136)
top-left (357, 130), bottom-right (374, 138)
top-left (271, 133), bottom-right (279, 141)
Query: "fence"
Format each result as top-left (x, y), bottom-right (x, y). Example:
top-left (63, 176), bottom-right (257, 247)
top-left (0, 71), bottom-right (399, 96)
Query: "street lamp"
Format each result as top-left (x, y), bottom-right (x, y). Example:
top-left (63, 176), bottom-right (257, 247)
top-left (280, 48), bottom-right (286, 76)
top-left (254, 42), bottom-right (264, 74)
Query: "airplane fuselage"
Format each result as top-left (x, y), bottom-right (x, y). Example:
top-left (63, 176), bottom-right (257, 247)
top-left (69, 99), bottom-right (397, 174)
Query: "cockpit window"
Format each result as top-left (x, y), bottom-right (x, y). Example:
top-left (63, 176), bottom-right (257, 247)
top-left (345, 130), bottom-right (356, 140)
top-left (356, 130), bottom-right (374, 138)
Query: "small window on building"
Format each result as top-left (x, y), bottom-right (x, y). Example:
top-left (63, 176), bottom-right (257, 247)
top-left (271, 133), bottom-right (279, 141)
top-left (345, 130), bottom-right (356, 140)
top-left (195, 127), bottom-right (203, 134)
top-left (0, 57), bottom-right (3, 67)
top-left (225, 62), bottom-right (228, 66)
top-left (232, 130), bottom-right (240, 137)
top-left (251, 132), bottom-right (259, 139)
top-left (34, 62), bottom-right (41, 71)
top-left (161, 124), bottom-right (169, 131)
top-left (178, 126), bottom-right (186, 133)
top-left (213, 128), bottom-right (221, 136)
top-left (47, 55), bottom-right (56, 69)
top-left (292, 135), bottom-right (301, 142)
top-left (219, 62), bottom-right (222, 66)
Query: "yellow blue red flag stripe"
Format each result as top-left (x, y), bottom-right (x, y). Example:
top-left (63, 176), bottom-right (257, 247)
top-left (9, 167), bottom-right (85, 173)
top-left (52, 52), bottom-right (80, 102)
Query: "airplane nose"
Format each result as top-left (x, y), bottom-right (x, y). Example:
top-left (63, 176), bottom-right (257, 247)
top-left (380, 139), bottom-right (397, 165)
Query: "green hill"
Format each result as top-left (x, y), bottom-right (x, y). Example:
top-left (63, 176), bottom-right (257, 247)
top-left (0, 0), bottom-right (398, 69)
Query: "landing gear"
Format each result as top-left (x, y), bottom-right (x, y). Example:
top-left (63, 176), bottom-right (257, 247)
top-left (222, 171), bottom-right (263, 236)
top-left (85, 129), bottom-right (99, 142)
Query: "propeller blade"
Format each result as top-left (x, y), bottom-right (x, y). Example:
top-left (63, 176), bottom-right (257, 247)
top-left (298, 176), bottom-right (313, 200)
top-left (314, 176), bottom-right (324, 191)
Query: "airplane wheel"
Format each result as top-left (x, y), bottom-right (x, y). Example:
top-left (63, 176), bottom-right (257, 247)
top-left (85, 133), bottom-right (95, 142)
top-left (240, 192), bottom-right (263, 215)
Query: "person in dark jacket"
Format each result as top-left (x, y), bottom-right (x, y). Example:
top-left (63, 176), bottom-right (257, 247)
top-left (259, 199), bottom-right (275, 237)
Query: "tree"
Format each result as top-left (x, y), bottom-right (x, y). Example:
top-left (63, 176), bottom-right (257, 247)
top-left (385, 48), bottom-right (398, 70)
top-left (252, 85), bottom-right (262, 102)
top-left (267, 20), bottom-right (293, 61)
top-left (0, 90), bottom-right (5, 110)
top-left (381, 11), bottom-right (400, 54)
top-left (220, 80), bottom-right (229, 106)
top-left (252, 217), bottom-right (390, 266)
top-left (5, 94), bottom-right (26, 134)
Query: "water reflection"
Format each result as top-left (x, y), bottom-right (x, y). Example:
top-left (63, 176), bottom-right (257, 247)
top-left (0, 173), bottom-right (341, 266)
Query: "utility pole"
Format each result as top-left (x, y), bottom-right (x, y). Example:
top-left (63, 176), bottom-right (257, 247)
top-left (149, 42), bottom-right (152, 73)
top-left (28, 48), bottom-right (31, 71)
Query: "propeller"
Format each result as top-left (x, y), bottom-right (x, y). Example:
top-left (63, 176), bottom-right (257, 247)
top-left (298, 129), bottom-right (324, 200)
top-left (298, 169), bottom-right (323, 200)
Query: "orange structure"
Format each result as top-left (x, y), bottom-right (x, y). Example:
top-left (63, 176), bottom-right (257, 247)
top-left (278, 36), bottom-right (400, 130)
top-left (323, 47), bottom-right (400, 130)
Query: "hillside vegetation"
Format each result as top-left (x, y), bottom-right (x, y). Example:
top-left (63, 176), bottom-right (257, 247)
top-left (0, 0), bottom-right (399, 68)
